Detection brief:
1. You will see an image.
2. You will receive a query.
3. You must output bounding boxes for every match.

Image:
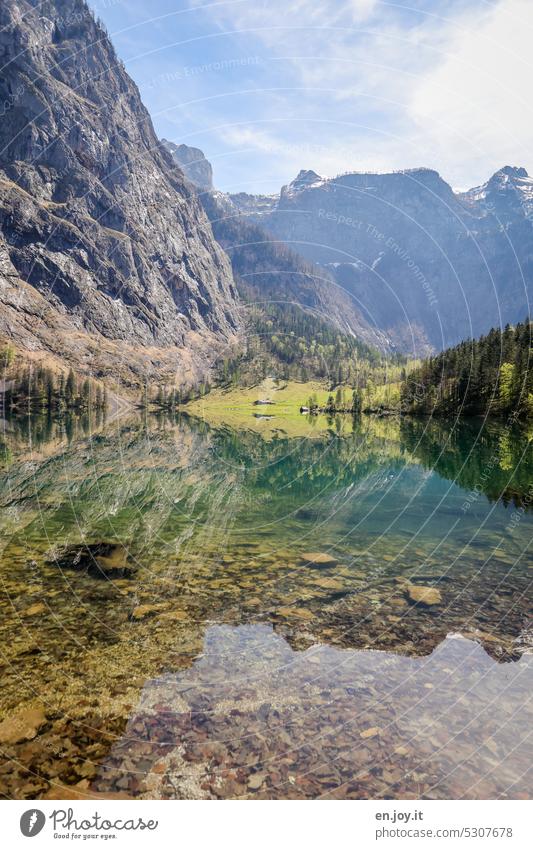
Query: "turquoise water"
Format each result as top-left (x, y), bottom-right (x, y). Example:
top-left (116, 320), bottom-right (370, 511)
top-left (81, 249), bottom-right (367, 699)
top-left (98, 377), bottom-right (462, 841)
top-left (0, 412), bottom-right (531, 799)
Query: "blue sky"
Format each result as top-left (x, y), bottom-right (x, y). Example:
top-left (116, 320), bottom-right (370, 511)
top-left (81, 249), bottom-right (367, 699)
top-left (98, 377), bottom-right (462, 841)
top-left (90, 0), bottom-right (533, 194)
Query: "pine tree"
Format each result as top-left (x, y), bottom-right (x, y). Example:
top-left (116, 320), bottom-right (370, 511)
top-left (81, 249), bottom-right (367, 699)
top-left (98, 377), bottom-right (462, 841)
top-left (44, 369), bottom-right (54, 408)
top-left (65, 369), bottom-right (76, 405)
top-left (401, 318), bottom-right (532, 419)
top-left (352, 388), bottom-right (362, 414)
top-left (81, 379), bottom-right (91, 408)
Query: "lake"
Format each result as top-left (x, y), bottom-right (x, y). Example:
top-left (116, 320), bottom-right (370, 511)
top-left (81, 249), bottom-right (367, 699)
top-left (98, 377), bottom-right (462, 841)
top-left (0, 410), bottom-right (531, 799)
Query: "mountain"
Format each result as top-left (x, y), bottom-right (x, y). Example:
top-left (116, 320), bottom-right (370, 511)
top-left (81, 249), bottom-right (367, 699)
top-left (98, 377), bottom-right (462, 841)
top-left (199, 190), bottom-right (392, 352)
top-left (459, 165), bottom-right (533, 219)
top-left (161, 142), bottom-right (393, 353)
top-left (0, 0), bottom-right (239, 391)
top-left (161, 139), bottom-right (214, 191)
top-left (229, 165), bottom-right (533, 352)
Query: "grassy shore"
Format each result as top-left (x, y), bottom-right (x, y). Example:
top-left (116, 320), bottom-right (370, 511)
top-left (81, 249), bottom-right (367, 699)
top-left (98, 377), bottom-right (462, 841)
top-left (185, 378), bottom-right (359, 437)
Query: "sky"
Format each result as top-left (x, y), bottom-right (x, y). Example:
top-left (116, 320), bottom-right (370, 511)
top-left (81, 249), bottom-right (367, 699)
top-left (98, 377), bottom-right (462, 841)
top-left (89, 0), bottom-right (533, 194)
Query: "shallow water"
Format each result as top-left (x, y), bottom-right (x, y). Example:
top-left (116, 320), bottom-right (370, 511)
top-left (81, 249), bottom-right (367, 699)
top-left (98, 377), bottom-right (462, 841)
top-left (0, 411), bottom-right (531, 799)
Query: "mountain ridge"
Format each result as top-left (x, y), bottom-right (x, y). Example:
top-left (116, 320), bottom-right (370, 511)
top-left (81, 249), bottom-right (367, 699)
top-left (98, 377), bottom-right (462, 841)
top-left (162, 141), bottom-right (402, 354)
top-left (164, 134), bottom-right (533, 355)
top-left (224, 162), bottom-right (533, 352)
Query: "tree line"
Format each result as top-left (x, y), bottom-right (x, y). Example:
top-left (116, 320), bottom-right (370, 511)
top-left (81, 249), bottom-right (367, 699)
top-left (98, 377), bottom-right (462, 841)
top-left (217, 302), bottom-right (405, 389)
top-left (401, 320), bottom-right (533, 418)
top-left (305, 387), bottom-right (364, 415)
top-left (1, 347), bottom-right (108, 414)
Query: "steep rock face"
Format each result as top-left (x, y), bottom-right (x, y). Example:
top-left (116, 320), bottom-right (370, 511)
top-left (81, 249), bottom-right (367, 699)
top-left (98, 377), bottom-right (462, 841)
top-left (201, 190), bottom-right (392, 351)
top-left (161, 141), bottom-right (394, 352)
top-left (0, 0), bottom-right (240, 386)
top-left (230, 166), bottom-right (533, 352)
top-left (162, 139), bottom-right (213, 192)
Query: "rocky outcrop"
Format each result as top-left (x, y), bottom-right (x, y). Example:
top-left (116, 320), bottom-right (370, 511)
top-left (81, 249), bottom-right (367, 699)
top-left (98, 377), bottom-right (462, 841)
top-left (229, 165), bottom-right (533, 353)
top-left (229, 191), bottom-right (278, 217)
top-left (162, 139), bottom-right (214, 191)
top-left (0, 0), bottom-right (240, 389)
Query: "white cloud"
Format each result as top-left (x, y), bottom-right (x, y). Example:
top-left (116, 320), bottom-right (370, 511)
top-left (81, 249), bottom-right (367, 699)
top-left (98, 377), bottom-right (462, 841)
top-left (190, 0), bottom-right (378, 28)
top-left (410, 0), bottom-right (533, 185)
top-left (180, 0), bottom-right (533, 190)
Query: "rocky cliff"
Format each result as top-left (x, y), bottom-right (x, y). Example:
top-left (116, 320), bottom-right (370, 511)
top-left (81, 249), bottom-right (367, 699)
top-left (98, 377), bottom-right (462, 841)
top-left (162, 139), bottom-right (214, 192)
top-left (0, 0), bottom-right (240, 389)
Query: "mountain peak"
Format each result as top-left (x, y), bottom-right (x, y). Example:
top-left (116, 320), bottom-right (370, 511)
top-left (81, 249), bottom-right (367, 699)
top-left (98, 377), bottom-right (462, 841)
top-left (461, 165), bottom-right (533, 218)
top-left (293, 169), bottom-right (323, 184)
top-left (493, 165), bottom-right (529, 179)
top-left (161, 139), bottom-right (213, 191)
top-left (282, 169), bottom-right (325, 198)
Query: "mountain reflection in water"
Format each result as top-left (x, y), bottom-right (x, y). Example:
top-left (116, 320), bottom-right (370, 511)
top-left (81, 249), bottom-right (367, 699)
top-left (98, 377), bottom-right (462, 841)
top-left (0, 412), bottom-right (531, 799)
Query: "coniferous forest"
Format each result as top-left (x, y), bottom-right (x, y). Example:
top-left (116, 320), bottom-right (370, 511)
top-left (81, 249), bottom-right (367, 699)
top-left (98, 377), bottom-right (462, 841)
top-left (216, 302), bottom-right (405, 387)
top-left (401, 320), bottom-right (533, 418)
top-left (0, 346), bottom-right (108, 415)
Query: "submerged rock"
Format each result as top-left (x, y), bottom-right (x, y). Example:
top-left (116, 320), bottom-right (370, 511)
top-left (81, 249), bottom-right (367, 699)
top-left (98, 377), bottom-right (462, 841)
top-left (130, 604), bottom-right (167, 621)
top-left (157, 610), bottom-right (189, 622)
top-left (276, 606), bottom-right (315, 620)
top-left (405, 584), bottom-right (442, 606)
top-left (248, 773), bottom-right (267, 790)
top-left (49, 543), bottom-right (136, 580)
top-left (300, 552), bottom-right (339, 568)
top-left (22, 603), bottom-right (46, 617)
top-left (43, 780), bottom-right (130, 801)
top-left (0, 707), bottom-right (46, 744)
top-left (360, 726), bottom-right (380, 739)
